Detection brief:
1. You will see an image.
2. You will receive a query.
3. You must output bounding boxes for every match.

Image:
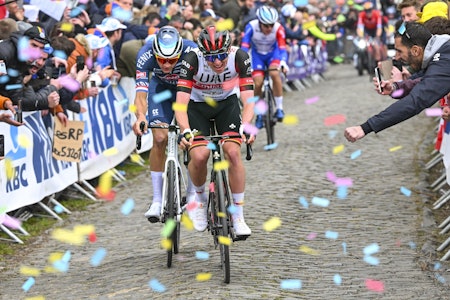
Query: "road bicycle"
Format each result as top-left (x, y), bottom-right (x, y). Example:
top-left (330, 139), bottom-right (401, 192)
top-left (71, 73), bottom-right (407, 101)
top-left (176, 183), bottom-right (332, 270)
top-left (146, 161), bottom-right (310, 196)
top-left (190, 122), bottom-right (252, 283)
top-left (261, 69), bottom-right (279, 150)
top-left (137, 121), bottom-right (186, 268)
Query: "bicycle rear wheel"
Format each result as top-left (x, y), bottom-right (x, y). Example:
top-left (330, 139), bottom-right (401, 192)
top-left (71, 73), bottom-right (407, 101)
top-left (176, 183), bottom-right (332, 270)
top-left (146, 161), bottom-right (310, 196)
top-left (216, 170), bottom-right (230, 284)
top-left (166, 161), bottom-right (176, 268)
top-left (264, 86), bottom-right (276, 146)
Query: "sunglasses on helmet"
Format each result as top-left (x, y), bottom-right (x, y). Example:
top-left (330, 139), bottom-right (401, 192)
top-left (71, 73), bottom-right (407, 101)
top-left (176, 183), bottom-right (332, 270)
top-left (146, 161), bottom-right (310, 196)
top-left (205, 52), bottom-right (228, 62)
top-left (155, 54), bottom-right (180, 65)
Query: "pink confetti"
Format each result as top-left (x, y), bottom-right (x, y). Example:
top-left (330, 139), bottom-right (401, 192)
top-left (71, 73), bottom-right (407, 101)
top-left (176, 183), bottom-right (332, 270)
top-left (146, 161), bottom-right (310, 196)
top-left (424, 108), bottom-right (443, 117)
top-left (306, 232), bottom-right (317, 240)
top-left (186, 201), bottom-right (198, 212)
top-left (222, 77), bottom-right (239, 91)
top-left (243, 123), bottom-right (259, 136)
top-left (59, 75), bottom-right (81, 92)
top-left (365, 279), bottom-right (384, 292)
top-left (326, 171), bottom-right (337, 182)
top-left (324, 114), bottom-right (346, 126)
top-left (305, 96), bottom-right (319, 104)
top-left (391, 88), bottom-right (405, 98)
top-left (254, 100), bottom-right (267, 115)
top-left (335, 177), bottom-right (353, 187)
top-left (1, 214), bottom-right (22, 229)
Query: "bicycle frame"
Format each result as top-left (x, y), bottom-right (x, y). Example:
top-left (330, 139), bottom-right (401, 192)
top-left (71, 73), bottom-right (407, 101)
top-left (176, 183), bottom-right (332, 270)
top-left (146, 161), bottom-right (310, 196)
top-left (262, 69), bottom-right (277, 149)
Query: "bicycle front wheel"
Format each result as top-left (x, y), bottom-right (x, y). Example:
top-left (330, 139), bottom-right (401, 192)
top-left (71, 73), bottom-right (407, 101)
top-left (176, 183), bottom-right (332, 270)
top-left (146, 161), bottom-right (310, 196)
top-left (166, 160), bottom-right (176, 268)
top-left (264, 86), bottom-right (276, 146)
top-left (216, 170), bottom-right (230, 284)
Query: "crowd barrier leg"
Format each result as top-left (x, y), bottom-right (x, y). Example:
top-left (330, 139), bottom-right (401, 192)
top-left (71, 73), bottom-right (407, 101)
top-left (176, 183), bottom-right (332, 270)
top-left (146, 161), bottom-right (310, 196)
top-left (36, 202), bottom-right (63, 221)
top-left (72, 182), bottom-right (97, 201)
top-left (283, 82), bottom-right (293, 92)
top-left (48, 195), bottom-right (72, 215)
top-left (438, 215), bottom-right (450, 229)
top-left (112, 168), bottom-right (126, 182)
top-left (430, 172), bottom-right (446, 191)
top-left (433, 190), bottom-right (450, 209)
top-left (425, 152), bottom-right (443, 170)
top-left (0, 224), bottom-right (28, 244)
top-left (292, 80), bottom-right (306, 91)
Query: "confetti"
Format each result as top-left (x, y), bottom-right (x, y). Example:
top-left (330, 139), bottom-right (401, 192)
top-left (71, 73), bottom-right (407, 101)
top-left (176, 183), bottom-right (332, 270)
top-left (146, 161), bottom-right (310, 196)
top-left (350, 149), bottom-right (362, 159)
top-left (263, 217), bottom-right (282, 232)
top-left (181, 213), bottom-right (194, 230)
top-left (195, 251), bottom-right (210, 260)
top-left (161, 238), bottom-right (172, 250)
top-left (53, 260), bottom-right (69, 273)
top-left (121, 198), bottom-right (135, 215)
top-left (326, 171), bottom-right (337, 182)
top-left (130, 153), bottom-right (141, 163)
top-left (73, 224), bottom-right (95, 235)
top-left (1, 214), bottom-right (21, 229)
top-left (196, 272), bottom-right (213, 281)
top-left (299, 196), bottom-right (309, 208)
top-left (213, 160), bottom-right (229, 171)
top-left (59, 75), bottom-right (80, 92)
top-left (335, 177), bottom-right (353, 187)
top-left (129, 104), bottom-right (137, 113)
top-left (54, 205), bottom-right (64, 214)
top-left (216, 18), bottom-right (234, 31)
top-left (325, 231), bottom-right (339, 239)
top-left (5, 84), bottom-right (23, 90)
top-left (337, 186), bottom-right (347, 199)
top-left (96, 170), bottom-right (113, 198)
top-left (205, 96), bottom-right (217, 107)
top-left (59, 22), bottom-right (74, 33)
top-left (254, 100), bottom-right (268, 115)
top-left (283, 114), bottom-right (299, 125)
top-left (328, 130), bottom-right (338, 139)
top-left (22, 277), bottom-right (35, 292)
top-left (365, 279), bottom-right (384, 292)
top-left (363, 243), bottom-right (379, 256)
top-left (161, 219), bottom-right (176, 238)
top-left (172, 102), bottom-right (188, 112)
top-left (299, 245), bottom-right (319, 255)
top-left (48, 252), bottom-right (64, 264)
top-left (90, 248), bottom-right (107, 267)
top-left (425, 108), bottom-right (443, 117)
top-left (149, 278), bottom-right (166, 292)
top-left (306, 232), bottom-right (317, 240)
top-left (333, 56), bottom-right (344, 63)
top-left (24, 296), bottom-right (45, 300)
top-left (17, 134), bottom-right (31, 148)
top-left (305, 96), bottom-right (319, 104)
top-left (88, 232), bottom-right (97, 243)
top-left (363, 255), bottom-right (380, 265)
top-left (103, 147), bottom-right (118, 156)
top-left (20, 266), bottom-right (41, 277)
top-left (389, 145), bottom-right (402, 152)
top-left (436, 274), bottom-right (446, 283)
top-left (218, 236), bottom-right (232, 246)
top-left (324, 114), bottom-right (346, 126)
top-left (342, 242), bottom-right (347, 254)
top-left (206, 142), bottom-right (217, 150)
top-left (185, 201), bottom-right (198, 211)
top-left (434, 262), bottom-right (442, 270)
top-left (248, 96), bottom-right (259, 103)
top-left (333, 144), bottom-right (345, 154)
top-left (408, 241), bottom-right (416, 249)
top-left (263, 143), bottom-right (279, 151)
top-left (334, 274), bottom-right (342, 285)
top-left (51, 228), bottom-right (85, 245)
top-left (227, 204), bottom-right (237, 214)
top-left (294, 60), bottom-right (305, 67)
top-left (152, 90), bottom-right (172, 103)
top-left (311, 197), bottom-right (330, 207)
top-left (391, 88), bottom-right (405, 98)
top-left (280, 279), bottom-right (302, 290)
top-left (400, 186), bottom-right (411, 197)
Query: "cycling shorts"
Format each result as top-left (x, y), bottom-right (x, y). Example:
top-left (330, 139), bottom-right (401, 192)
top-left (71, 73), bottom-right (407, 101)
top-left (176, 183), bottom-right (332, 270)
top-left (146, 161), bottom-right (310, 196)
top-left (147, 78), bottom-right (176, 125)
top-left (251, 49), bottom-right (281, 76)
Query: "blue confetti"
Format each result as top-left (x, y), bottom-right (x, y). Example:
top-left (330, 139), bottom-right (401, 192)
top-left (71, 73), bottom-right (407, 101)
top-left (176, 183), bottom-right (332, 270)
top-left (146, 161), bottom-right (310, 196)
top-left (280, 279), bottom-right (302, 290)
top-left (195, 251), bottom-right (210, 260)
top-left (436, 274), bottom-right (446, 283)
top-left (363, 255), bottom-right (379, 265)
top-left (333, 274), bottom-right (342, 285)
top-left (0, 75), bottom-right (9, 84)
top-left (62, 250), bottom-right (71, 263)
top-left (5, 84), bottom-right (22, 90)
top-left (342, 242), bottom-right (347, 254)
top-left (53, 50), bottom-right (67, 60)
top-left (363, 243), bottom-right (379, 256)
top-left (54, 205), bottom-right (64, 214)
top-left (121, 198), bottom-right (135, 215)
top-left (409, 241), bottom-right (416, 249)
top-left (112, 7), bottom-right (133, 21)
top-left (7, 68), bottom-right (19, 77)
top-left (328, 130), bottom-right (338, 139)
top-left (299, 196), bottom-right (309, 208)
top-left (90, 247), bottom-right (107, 267)
top-left (206, 142), bottom-right (216, 150)
top-left (227, 204), bottom-right (237, 214)
top-left (434, 262), bottom-right (442, 271)
top-left (337, 186), bottom-right (347, 199)
top-left (294, 60), bottom-right (305, 67)
top-left (248, 96), bottom-right (259, 103)
top-left (350, 149), bottom-right (362, 159)
top-left (400, 186), bottom-right (411, 197)
top-left (149, 278), bottom-right (166, 292)
top-left (53, 260), bottom-right (69, 272)
top-left (22, 277), bottom-right (35, 292)
top-left (311, 197), bottom-right (330, 207)
top-left (152, 90), bottom-right (172, 103)
top-left (263, 143), bottom-right (278, 151)
top-left (294, 0), bottom-right (308, 6)
top-left (325, 231), bottom-right (339, 239)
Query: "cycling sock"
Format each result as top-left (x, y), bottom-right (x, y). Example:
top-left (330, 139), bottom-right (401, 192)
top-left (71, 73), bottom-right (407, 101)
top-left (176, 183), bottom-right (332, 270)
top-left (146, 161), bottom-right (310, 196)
top-left (232, 193), bottom-right (245, 218)
top-left (193, 183), bottom-right (207, 203)
top-left (151, 171), bottom-right (163, 204)
top-left (275, 96), bottom-right (283, 110)
top-left (186, 171), bottom-right (195, 194)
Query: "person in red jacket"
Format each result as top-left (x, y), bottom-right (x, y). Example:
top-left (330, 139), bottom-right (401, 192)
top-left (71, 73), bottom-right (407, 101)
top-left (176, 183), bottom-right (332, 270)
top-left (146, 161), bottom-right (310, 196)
top-left (357, 2), bottom-right (386, 61)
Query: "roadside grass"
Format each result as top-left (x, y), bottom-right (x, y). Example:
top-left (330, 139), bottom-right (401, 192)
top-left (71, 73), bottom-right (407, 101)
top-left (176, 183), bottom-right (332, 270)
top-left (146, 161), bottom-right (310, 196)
top-left (0, 153), bottom-right (148, 261)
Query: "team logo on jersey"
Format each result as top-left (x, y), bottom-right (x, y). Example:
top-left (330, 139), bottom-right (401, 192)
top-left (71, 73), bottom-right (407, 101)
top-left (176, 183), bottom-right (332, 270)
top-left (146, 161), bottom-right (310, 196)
top-left (136, 70), bottom-right (146, 80)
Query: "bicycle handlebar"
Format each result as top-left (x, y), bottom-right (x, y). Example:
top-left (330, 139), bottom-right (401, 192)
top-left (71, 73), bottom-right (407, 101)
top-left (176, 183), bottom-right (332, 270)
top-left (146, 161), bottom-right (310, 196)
top-left (188, 134), bottom-right (253, 161)
top-left (136, 121), bottom-right (146, 150)
top-left (136, 121), bottom-right (180, 150)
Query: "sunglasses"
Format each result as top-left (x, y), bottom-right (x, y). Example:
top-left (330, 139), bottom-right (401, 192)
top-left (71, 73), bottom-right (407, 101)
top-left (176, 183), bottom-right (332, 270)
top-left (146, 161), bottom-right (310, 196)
top-left (205, 52), bottom-right (228, 62)
top-left (397, 22), bottom-right (411, 39)
top-left (262, 23), bottom-right (274, 28)
top-left (204, 2), bottom-right (212, 5)
top-left (155, 55), bottom-right (180, 64)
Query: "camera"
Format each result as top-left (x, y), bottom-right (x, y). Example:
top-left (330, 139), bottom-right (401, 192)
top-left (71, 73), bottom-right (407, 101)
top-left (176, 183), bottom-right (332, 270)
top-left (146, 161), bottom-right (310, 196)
top-left (76, 56), bottom-right (85, 72)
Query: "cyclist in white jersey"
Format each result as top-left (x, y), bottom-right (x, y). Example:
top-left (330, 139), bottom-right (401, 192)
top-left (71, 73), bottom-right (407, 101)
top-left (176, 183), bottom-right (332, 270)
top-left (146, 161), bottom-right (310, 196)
top-left (176, 26), bottom-right (255, 237)
top-left (241, 5), bottom-right (289, 129)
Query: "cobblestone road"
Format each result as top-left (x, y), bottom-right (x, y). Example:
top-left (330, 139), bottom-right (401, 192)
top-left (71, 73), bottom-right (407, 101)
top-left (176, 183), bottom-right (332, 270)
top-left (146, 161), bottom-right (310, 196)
top-left (1, 63), bottom-right (449, 299)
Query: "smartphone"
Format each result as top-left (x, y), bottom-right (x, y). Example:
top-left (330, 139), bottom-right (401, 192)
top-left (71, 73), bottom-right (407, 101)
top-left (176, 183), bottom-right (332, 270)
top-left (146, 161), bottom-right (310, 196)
top-left (375, 67), bottom-right (383, 93)
top-left (15, 99), bottom-right (22, 123)
top-left (90, 80), bottom-right (96, 88)
top-left (76, 56), bottom-right (85, 72)
top-left (0, 134), bottom-right (4, 157)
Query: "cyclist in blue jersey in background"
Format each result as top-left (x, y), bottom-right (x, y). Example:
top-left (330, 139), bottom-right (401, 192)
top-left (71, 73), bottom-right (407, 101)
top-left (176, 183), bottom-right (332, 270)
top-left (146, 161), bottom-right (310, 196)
top-left (241, 5), bottom-right (289, 129)
top-left (132, 26), bottom-right (198, 223)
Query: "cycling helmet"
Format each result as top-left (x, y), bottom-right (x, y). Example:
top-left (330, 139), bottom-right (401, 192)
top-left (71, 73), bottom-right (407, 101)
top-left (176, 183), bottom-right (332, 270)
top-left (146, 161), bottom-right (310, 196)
top-left (197, 26), bottom-right (231, 55)
top-left (256, 6), bottom-right (279, 25)
top-left (152, 26), bottom-right (183, 58)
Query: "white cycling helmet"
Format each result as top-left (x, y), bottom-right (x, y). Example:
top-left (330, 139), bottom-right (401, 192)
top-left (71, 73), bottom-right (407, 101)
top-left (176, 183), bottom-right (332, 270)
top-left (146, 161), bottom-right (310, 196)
top-left (256, 6), bottom-right (279, 25)
top-left (152, 26), bottom-right (183, 58)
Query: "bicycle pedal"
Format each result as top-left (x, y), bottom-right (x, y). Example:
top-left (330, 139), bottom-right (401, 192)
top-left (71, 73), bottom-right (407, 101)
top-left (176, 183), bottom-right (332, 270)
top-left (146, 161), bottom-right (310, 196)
top-left (230, 229), bottom-right (249, 241)
top-left (147, 216), bottom-right (160, 223)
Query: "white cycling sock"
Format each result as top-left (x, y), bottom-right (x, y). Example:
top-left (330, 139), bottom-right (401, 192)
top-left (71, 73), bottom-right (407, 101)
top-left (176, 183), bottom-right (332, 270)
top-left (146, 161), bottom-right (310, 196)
top-left (151, 171), bottom-right (163, 204)
top-left (232, 193), bottom-right (245, 218)
top-left (186, 171), bottom-right (195, 194)
top-left (194, 183), bottom-right (207, 203)
top-left (275, 96), bottom-right (283, 110)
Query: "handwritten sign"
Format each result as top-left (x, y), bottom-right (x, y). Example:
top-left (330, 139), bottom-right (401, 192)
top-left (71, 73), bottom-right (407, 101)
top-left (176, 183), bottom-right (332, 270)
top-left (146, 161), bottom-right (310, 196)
top-left (53, 118), bottom-right (84, 162)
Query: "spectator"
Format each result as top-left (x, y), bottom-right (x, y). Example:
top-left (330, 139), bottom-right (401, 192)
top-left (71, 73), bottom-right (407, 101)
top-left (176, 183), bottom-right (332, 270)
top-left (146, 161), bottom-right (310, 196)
top-left (0, 18), bottom-right (18, 40)
top-left (96, 17), bottom-right (127, 75)
top-left (0, 95), bottom-right (22, 126)
top-left (397, 0), bottom-right (421, 22)
top-left (217, 0), bottom-right (242, 29)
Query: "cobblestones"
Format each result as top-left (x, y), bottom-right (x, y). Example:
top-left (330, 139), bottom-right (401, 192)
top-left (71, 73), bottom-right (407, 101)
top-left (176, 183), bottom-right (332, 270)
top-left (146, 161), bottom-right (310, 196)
top-left (1, 64), bottom-right (449, 299)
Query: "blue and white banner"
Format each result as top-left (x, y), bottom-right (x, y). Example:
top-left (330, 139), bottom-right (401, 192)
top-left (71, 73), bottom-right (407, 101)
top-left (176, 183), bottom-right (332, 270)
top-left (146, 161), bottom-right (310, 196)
top-left (0, 112), bottom-right (78, 213)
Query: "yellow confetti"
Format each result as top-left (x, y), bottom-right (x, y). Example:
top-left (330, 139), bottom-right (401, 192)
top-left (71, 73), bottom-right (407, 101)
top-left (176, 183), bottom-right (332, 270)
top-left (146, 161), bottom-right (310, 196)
top-left (161, 238), bottom-right (172, 250)
top-left (73, 224), bottom-right (95, 236)
top-left (128, 104), bottom-right (137, 113)
top-left (43, 265), bottom-right (58, 273)
top-left (299, 245), bottom-right (320, 255)
top-left (172, 102), bottom-right (188, 112)
top-left (205, 97), bottom-right (217, 107)
top-left (103, 147), bottom-right (118, 156)
top-left (5, 158), bottom-right (14, 180)
top-left (263, 216), bottom-right (282, 232)
top-left (20, 265), bottom-right (41, 277)
top-left (60, 22), bottom-right (74, 33)
top-left (218, 236), bottom-right (231, 246)
top-left (389, 145), bottom-right (402, 152)
top-left (196, 272), bottom-right (212, 282)
top-left (332, 144), bottom-right (345, 154)
top-left (181, 213), bottom-right (194, 230)
top-left (25, 296), bottom-right (46, 300)
top-left (215, 18), bottom-right (234, 31)
top-left (48, 252), bottom-right (64, 264)
top-left (130, 153), bottom-right (141, 163)
top-left (18, 134), bottom-right (31, 148)
top-left (51, 228), bottom-right (85, 245)
top-left (216, 211), bottom-right (226, 218)
top-left (282, 114), bottom-right (299, 125)
top-left (213, 160), bottom-right (229, 171)
top-left (97, 170), bottom-right (113, 195)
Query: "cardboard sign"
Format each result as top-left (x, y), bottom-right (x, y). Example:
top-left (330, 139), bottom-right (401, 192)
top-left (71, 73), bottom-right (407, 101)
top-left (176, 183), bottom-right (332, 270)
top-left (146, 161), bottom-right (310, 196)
top-left (379, 59), bottom-right (393, 79)
top-left (53, 118), bottom-right (84, 162)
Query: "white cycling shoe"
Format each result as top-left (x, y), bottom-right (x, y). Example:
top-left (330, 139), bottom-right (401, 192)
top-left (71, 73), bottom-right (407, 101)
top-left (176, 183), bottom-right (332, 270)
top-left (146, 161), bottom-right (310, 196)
top-left (187, 201), bottom-right (208, 232)
top-left (232, 216), bottom-right (251, 237)
top-left (144, 202), bottom-right (161, 223)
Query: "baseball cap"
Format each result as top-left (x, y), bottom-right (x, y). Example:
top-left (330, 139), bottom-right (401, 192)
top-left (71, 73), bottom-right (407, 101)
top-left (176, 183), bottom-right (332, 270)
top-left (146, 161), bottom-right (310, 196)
top-left (417, 1), bottom-right (448, 24)
top-left (24, 25), bottom-right (50, 45)
top-left (85, 34), bottom-right (109, 50)
top-left (96, 17), bottom-right (127, 33)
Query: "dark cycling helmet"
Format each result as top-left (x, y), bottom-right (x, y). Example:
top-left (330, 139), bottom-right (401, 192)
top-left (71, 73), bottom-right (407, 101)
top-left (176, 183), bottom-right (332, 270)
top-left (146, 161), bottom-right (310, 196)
top-left (197, 26), bottom-right (231, 55)
top-left (256, 6), bottom-right (279, 25)
top-left (152, 26), bottom-right (183, 58)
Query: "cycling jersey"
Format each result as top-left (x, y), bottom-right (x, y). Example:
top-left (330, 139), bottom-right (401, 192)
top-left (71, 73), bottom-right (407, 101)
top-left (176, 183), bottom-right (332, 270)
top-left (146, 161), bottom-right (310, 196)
top-left (241, 19), bottom-right (288, 64)
top-left (357, 10), bottom-right (382, 32)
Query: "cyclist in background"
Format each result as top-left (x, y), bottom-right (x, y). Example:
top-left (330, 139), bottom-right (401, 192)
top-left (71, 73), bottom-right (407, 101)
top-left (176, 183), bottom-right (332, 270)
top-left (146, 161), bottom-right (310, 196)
top-left (133, 26), bottom-right (198, 223)
top-left (176, 26), bottom-right (255, 237)
top-left (357, 1), bottom-right (386, 62)
top-left (241, 5), bottom-right (288, 129)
